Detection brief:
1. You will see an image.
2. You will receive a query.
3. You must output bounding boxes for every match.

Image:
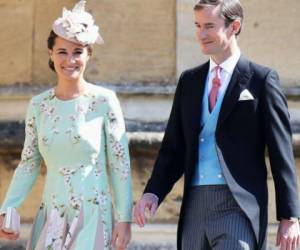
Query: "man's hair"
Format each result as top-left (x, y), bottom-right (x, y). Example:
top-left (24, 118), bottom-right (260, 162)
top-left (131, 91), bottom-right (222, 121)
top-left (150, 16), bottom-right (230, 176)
top-left (194, 0), bottom-right (243, 36)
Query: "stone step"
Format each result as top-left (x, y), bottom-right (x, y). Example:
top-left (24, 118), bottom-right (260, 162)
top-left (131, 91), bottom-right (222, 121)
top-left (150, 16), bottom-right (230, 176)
top-left (1, 121), bottom-right (300, 156)
top-left (0, 223), bottom-right (294, 250)
top-left (1, 84), bottom-right (300, 130)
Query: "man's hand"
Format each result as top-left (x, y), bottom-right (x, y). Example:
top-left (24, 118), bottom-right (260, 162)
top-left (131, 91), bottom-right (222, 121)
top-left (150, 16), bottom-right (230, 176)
top-left (111, 222), bottom-right (131, 250)
top-left (133, 193), bottom-right (159, 227)
top-left (276, 219), bottom-right (300, 250)
top-left (0, 215), bottom-right (19, 240)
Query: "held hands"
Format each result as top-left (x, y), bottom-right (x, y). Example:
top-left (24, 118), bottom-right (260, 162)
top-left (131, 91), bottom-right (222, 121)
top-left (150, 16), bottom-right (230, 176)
top-left (133, 193), bottom-right (159, 227)
top-left (111, 222), bottom-right (131, 250)
top-left (277, 219), bottom-right (300, 250)
top-left (0, 215), bottom-right (19, 240)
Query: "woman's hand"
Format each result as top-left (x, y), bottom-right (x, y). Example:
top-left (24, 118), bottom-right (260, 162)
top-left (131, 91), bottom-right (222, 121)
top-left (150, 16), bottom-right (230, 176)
top-left (111, 222), bottom-right (131, 250)
top-left (0, 215), bottom-right (20, 240)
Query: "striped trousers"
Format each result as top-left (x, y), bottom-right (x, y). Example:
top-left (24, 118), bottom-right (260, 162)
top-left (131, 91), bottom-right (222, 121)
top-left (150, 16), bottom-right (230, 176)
top-left (181, 185), bottom-right (257, 250)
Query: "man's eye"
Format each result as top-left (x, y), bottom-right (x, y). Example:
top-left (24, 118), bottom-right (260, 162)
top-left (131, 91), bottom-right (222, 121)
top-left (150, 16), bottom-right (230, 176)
top-left (74, 51), bottom-right (83, 55)
top-left (58, 51), bottom-right (67, 54)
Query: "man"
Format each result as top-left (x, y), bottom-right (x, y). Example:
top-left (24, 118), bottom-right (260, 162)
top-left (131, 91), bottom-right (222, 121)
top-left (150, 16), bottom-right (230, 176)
top-left (134, 0), bottom-right (300, 249)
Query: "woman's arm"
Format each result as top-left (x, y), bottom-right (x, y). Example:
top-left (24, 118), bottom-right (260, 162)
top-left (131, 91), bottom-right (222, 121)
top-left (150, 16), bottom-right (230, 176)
top-left (0, 99), bottom-right (42, 213)
top-left (104, 92), bottom-right (132, 249)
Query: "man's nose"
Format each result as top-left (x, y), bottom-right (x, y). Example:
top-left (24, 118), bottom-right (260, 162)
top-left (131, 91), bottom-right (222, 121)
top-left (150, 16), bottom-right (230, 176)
top-left (198, 29), bottom-right (207, 39)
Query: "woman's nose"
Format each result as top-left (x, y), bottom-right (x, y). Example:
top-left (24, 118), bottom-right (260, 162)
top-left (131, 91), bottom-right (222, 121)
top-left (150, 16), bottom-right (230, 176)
top-left (66, 55), bottom-right (76, 63)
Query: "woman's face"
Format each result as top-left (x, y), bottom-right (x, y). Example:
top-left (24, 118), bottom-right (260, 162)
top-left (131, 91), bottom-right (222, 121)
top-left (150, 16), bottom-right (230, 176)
top-left (49, 36), bottom-right (90, 81)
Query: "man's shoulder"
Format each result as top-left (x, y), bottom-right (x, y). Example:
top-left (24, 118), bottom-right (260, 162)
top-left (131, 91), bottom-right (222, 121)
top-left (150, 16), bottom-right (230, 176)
top-left (241, 56), bottom-right (275, 78)
top-left (240, 57), bottom-right (282, 89)
top-left (180, 61), bottom-right (209, 79)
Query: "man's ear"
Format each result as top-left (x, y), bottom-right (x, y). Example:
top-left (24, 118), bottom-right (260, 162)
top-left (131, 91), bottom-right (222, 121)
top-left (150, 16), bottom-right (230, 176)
top-left (231, 19), bottom-right (241, 35)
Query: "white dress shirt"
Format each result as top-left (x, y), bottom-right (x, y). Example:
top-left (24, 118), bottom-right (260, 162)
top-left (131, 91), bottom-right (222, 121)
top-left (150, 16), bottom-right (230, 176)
top-left (207, 49), bottom-right (241, 99)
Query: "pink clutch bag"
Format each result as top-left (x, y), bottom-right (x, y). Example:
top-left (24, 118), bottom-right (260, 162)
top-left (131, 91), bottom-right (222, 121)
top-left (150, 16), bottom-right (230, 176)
top-left (2, 207), bottom-right (20, 234)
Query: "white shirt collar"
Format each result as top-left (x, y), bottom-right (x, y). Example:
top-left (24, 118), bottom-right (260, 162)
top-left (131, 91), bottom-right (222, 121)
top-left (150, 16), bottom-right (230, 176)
top-left (209, 49), bottom-right (241, 75)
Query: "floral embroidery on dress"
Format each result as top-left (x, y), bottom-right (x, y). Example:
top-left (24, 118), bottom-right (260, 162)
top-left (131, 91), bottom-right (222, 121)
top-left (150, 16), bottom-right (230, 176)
top-left (65, 115), bottom-right (81, 144)
top-left (62, 208), bottom-right (83, 250)
top-left (1, 87), bottom-right (132, 250)
top-left (59, 167), bottom-right (78, 176)
top-left (40, 101), bottom-right (56, 118)
top-left (90, 154), bottom-right (103, 179)
top-left (86, 188), bottom-right (110, 247)
top-left (107, 135), bottom-right (130, 179)
top-left (22, 146), bottom-right (35, 161)
top-left (87, 188), bottom-right (108, 209)
top-left (88, 99), bottom-right (98, 112)
top-left (42, 136), bottom-right (50, 146)
top-left (69, 193), bottom-right (82, 211)
top-left (17, 162), bottom-right (36, 175)
top-left (109, 162), bottom-right (130, 180)
top-left (26, 117), bottom-right (36, 136)
top-left (108, 111), bottom-right (118, 130)
top-left (51, 116), bottom-right (61, 136)
top-left (108, 135), bottom-right (125, 160)
top-left (77, 104), bottom-right (87, 114)
top-left (40, 202), bottom-right (45, 210)
top-left (86, 93), bottom-right (107, 113)
top-left (59, 166), bottom-right (84, 213)
top-left (103, 229), bottom-right (109, 249)
top-left (45, 208), bottom-right (67, 250)
top-left (120, 163), bottom-right (130, 180)
top-left (104, 100), bottom-right (131, 181)
top-left (51, 193), bottom-right (66, 216)
top-left (94, 168), bottom-right (102, 179)
top-left (16, 114), bottom-right (40, 174)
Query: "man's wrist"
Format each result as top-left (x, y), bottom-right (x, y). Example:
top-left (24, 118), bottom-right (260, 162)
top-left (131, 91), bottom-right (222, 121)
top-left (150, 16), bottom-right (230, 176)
top-left (143, 193), bottom-right (159, 202)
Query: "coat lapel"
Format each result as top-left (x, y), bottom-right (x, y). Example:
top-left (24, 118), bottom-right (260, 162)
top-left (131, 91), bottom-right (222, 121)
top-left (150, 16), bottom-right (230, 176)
top-left (183, 61), bottom-right (209, 185)
top-left (217, 56), bottom-right (253, 128)
top-left (189, 62), bottom-right (209, 143)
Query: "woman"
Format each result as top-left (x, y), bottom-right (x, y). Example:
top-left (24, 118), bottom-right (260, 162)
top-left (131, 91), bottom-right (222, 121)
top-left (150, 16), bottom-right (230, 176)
top-left (0, 1), bottom-right (132, 249)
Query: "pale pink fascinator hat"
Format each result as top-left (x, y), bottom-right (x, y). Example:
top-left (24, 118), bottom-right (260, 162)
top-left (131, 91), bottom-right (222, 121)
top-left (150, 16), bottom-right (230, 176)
top-left (52, 0), bottom-right (104, 46)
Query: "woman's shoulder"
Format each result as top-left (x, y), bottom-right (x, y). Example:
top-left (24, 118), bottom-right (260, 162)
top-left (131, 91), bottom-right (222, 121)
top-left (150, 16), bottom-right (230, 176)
top-left (86, 83), bottom-right (117, 102)
top-left (30, 88), bottom-right (55, 105)
top-left (24, 88), bottom-right (54, 116)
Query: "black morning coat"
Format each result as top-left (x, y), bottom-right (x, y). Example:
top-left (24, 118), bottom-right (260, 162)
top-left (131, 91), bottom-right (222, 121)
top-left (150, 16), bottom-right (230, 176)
top-left (144, 56), bottom-right (300, 249)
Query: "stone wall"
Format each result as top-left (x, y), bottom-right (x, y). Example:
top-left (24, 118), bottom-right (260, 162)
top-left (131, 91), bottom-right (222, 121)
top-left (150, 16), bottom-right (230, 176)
top-left (1, 0), bottom-right (300, 86)
top-left (177, 0), bottom-right (300, 86)
top-left (0, 1), bottom-right (33, 85)
top-left (0, 0), bottom-right (176, 86)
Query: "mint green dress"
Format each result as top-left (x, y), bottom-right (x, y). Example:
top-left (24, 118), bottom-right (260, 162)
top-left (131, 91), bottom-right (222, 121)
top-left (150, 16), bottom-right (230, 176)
top-left (0, 84), bottom-right (132, 250)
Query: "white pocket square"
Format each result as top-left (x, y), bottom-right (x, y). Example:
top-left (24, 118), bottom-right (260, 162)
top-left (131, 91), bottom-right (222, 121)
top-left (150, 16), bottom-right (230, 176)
top-left (238, 89), bottom-right (254, 101)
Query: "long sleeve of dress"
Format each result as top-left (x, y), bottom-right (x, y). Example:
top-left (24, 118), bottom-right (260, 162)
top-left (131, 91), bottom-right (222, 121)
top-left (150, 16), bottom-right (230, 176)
top-left (104, 93), bottom-right (132, 222)
top-left (0, 99), bottom-right (42, 213)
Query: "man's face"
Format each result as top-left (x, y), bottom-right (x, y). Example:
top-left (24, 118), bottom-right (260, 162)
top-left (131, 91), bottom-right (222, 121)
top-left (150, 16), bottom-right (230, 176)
top-left (194, 5), bottom-right (234, 59)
